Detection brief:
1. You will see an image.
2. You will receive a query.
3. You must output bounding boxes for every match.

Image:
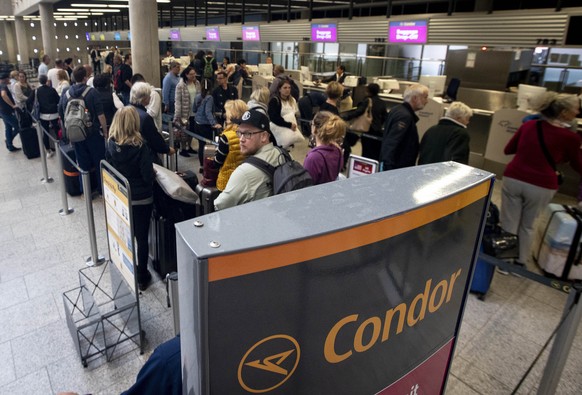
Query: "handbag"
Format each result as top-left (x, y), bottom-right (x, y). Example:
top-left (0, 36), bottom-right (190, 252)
top-left (482, 203), bottom-right (519, 259)
top-left (348, 98), bottom-right (372, 132)
top-left (536, 120), bottom-right (564, 185)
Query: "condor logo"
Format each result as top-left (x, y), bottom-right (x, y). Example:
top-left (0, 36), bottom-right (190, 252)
top-left (238, 334), bottom-right (300, 393)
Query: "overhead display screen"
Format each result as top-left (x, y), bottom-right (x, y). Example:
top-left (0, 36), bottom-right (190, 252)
top-left (389, 20), bottom-right (428, 44)
top-left (311, 23), bottom-right (337, 42)
top-left (206, 27), bottom-right (220, 41)
top-left (114, 32), bottom-right (121, 41)
top-left (169, 29), bottom-right (181, 41)
top-left (242, 26), bottom-right (260, 41)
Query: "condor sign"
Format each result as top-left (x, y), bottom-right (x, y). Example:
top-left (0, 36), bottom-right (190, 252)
top-left (177, 162), bottom-right (494, 395)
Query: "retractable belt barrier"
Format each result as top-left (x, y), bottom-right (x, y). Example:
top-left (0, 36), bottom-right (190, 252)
top-left (180, 125), bottom-right (220, 146)
top-left (30, 111), bottom-right (105, 267)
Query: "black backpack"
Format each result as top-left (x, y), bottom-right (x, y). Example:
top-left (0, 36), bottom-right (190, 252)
top-left (245, 147), bottom-right (313, 195)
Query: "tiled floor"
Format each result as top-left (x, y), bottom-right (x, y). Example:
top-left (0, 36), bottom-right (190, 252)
top-left (1, 126), bottom-right (582, 394)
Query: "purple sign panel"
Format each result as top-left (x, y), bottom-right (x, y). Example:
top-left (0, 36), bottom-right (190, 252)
top-left (242, 26), bottom-right (260, 41)
top-left (85, 32), bottom-right (90, 41)
top-left (389, 20), bottom-right (428, 44)
top-left (206, 27), bottom-right (220, 41)
top-left (311, 23), bottom-right (337, 42)
top-left (170, 29), bottom-right (181, 41)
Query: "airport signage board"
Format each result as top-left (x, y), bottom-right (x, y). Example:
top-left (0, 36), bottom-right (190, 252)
top-left (169, 29), bottom-right (181, 41)
top-left (204, 181), bottom-right (491, 394)
top-left (389, 20), bottom-right (428, 44)
top-left (206, 27), bottom-right (220, 41)
top-left (242, 26), bottom-right (261, 41)
top-left (114, 32), bottom-right (121, 41)
top-left (311, 23), bottom-right (337, 42)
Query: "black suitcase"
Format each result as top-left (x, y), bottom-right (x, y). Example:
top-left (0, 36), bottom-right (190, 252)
top-left (150, 174), bottom-right (198, 277)
top-left (20, 126), bottom-right (40, 159)
top-left (195, 184), bottom-right (220, 215)
top-left (60, 141), bottom-right (82, 196)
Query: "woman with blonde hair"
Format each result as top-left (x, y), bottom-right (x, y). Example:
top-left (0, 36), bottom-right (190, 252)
top-left (201, 99), bottom-right (248, 190)
top-left (303, 111), bottom-right (346, 184)
top-left (105, 106), bottom-right (155, 291)
top-left (56, 69), bottom-right (70, 96)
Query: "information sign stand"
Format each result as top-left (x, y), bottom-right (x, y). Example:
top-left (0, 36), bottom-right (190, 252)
top-left (61, 161), bottom-right (144, 367)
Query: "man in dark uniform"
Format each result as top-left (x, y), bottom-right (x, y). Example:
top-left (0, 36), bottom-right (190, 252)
top-left (380, 83), bottom-right (429, 171)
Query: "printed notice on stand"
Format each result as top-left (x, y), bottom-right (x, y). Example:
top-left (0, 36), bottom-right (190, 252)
top-left (102, 168), bottom-right (136, 292)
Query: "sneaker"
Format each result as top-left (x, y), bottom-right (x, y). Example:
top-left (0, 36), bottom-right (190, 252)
top-left (46, 149), bottom-right (55, 158)
top-left (7, 146), bottom-right (21, 152)
top-left (496, 267), bottom-right (509, 275)
top-left (179, 150), bottom-right (191, 157)
top-left (138, 272), bottom-right (152, 291)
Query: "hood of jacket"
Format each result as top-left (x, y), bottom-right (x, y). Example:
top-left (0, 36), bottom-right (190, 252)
top-left (107, 139), bottom-right (143, 164)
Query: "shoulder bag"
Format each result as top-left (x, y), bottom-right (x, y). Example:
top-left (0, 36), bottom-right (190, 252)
top-left (348, 98), bottom-right (372, 132)
top-left (536, 120), bottom-right (564, 185)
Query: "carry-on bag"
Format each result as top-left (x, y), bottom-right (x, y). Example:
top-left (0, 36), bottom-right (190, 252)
top-left (60, 141), bottom-right (82, 196)
top-left (534, 204), bottom-right (582, 280)
top-left (20, 126), bottom-right (40, 159)
top-left (195, 183), bottom-right (220, 215)
top-left (470, 246), bottom-right (495, 300)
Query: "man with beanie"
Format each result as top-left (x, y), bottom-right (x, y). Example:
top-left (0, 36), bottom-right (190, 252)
top-left (214, 108), bottom-right (280, 210)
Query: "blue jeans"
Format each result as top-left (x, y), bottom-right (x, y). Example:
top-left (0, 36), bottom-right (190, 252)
top-left (121, 91), bottom-right (130, 106)
top-left (0, 111), bottom-right (19, 149)
top-left (73, 131), bottom-right (106, 194)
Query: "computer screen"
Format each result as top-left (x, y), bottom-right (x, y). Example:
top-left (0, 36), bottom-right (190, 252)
top-left (114, 32), bottom-right (121, 41)
top-left (258, 63), bottom-right (273, 77)
top-left (311, 23), bottom-right (337, 42)
top-left (517, 84), bottom-right (547, 111)
top-left (389, 20), bottom-right (428, 44)
top-left (377, 79), bottom-right (400, 92)
top-left (206, 27), bottom-right (220, 41)
top-left (300, 66), bottom-right (312, 83)
top-left (418, 75), bottom-right (447, 97)
top-left (242, 26), bottom-right (260, 41)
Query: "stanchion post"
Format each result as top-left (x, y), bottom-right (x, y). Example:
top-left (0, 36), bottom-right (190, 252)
top-left (81, 171), bottom-right (105, 267)
top-left (55, 143), bottom-right (74, 216)
top-left (36, 122), bottom-right (53, 184)
top-left (537, 285), bottom-right (582, 394)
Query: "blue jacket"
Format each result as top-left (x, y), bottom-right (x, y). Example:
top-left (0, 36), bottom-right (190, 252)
top-left (194, 94), bottom-right (217, 126)
top-left (162, 72), bottom-right (180, 105)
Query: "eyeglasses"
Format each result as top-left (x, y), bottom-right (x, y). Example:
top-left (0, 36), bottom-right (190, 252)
top-left (236, 130), bottom-right (264, 139)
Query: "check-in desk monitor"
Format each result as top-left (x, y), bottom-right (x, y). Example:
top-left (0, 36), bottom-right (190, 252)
top-left (258, 63), bottom-right (273, 77)
top-left (419, 75), bottom-right (447, 97)
top-left (300, 66), bottom-right (312, 83)
top-left (377, 79), bottom-right (401, 93)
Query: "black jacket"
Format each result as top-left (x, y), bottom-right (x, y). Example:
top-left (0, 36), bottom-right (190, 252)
top-left (105, 139), bottom-right (154, 201)
top-left (418, 118), bottom-right (470, 165)
top-left (95, 87), bottom-right (117, 126)
top-left (132, 104), bottom-right (169, 165)
top-left (211, 84), bottom-right (238, 114)
top-left (380, 102), bottom-right (419, 170)
top-left (27, 85), bottom-right (60, 115)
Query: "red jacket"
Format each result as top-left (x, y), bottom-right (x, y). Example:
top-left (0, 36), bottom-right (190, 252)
top-left (504, 119), bottom-right (582, 190)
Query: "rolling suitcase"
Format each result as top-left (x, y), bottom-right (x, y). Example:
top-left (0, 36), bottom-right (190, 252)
top-left (20, 126), bottom-right (40, 159)
top-left (195, 184), bottom-right (220, 215)
top-left (470, 246), bottom-right (495, 301)
top-left (60, 141), bottom-right (82, 196)
top-left (533, 204), bottom-right (582, 280)
top-left (150, 173), bottom-right (198, 277)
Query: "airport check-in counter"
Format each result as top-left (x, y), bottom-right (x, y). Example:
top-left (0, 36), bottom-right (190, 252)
top-left (176, 163), bottom-right (494, 394)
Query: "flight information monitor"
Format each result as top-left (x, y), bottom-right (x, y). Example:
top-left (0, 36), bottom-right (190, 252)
top-left (389, 20), bottom-right (428, 44)
top-left (242, 26), bottom-right (260, 41)
top-left (312, 23), bottom-right (337, 42)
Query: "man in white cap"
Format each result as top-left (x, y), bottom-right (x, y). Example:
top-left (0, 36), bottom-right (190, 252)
top-left (214, 108), bottom-right (280, 210)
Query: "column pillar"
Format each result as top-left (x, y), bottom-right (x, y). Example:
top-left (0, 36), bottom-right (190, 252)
top-left (3, 22), bottom-right (18, 64)
top-left (14, 17), bottom-right (30, 66)
top-left (128, 0), bottom-right (160, 87)
top-left (39, 2), bottom-right (57, 63)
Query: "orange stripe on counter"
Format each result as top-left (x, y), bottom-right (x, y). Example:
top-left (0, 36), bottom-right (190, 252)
top-left (208, 182), bottom-right (490, 282)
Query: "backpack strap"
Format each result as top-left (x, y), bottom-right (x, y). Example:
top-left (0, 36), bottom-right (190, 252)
top-left (245, 156), bottom-right (276, 178)
top-left (81, 86), bottom-right (91, 98)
